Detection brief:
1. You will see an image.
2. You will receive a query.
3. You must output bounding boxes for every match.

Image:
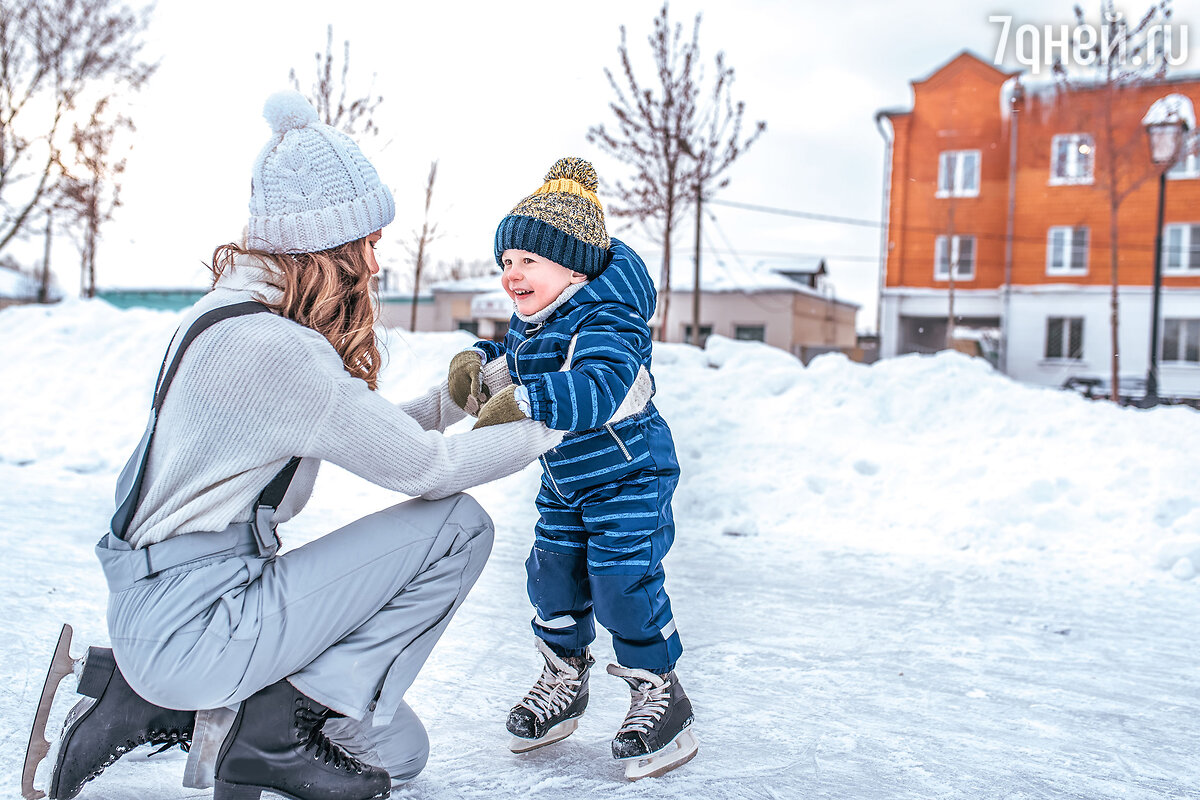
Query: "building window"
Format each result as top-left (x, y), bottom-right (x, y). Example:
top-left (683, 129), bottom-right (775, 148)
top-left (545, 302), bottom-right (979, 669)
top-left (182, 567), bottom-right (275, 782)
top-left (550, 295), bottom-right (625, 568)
top-left (934, 235), bottom-right (976, 280)
top-left (1046, 226), bottom-right (1089, 275)
top-left (1163, 319), bottom-right (1200, 363)
top-left (937, 150), bottom-right (980, 198)
top-left (1168, 148), bottom-right (1199, 179)
top-left (682, 324), bottom-right (713, 346)
top-left (455, 320), bottom-right (479, 335)
top-left (734, 325), bottom-right (765, 341)
top-left (1163, 224), bottom-right (1200, 273)
top-left (1050, 134), bottom-right (1094, 185)
top-left (1045, 317), bottom-right (1084, 360)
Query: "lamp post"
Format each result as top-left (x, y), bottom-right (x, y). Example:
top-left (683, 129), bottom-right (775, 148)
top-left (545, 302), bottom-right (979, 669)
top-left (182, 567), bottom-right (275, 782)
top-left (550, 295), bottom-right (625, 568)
top-left (1142, 96), bottom-right (1192, 407)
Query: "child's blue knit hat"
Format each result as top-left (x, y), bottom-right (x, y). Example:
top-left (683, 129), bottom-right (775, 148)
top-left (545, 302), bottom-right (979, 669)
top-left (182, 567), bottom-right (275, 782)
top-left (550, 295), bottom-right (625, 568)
top-left (494, 157), bottom-right (611, 278)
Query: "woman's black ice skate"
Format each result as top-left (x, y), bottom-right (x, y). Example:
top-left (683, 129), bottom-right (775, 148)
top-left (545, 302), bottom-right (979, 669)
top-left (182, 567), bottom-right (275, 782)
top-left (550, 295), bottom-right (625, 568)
top-left (214, 679), bottom-right (390, 800)
top-left (506, 639), bottom-right (593, 753)
top-left (21, 624), bottom-right (194, 800)
top-left (607, 664), bottom-right (698, 780)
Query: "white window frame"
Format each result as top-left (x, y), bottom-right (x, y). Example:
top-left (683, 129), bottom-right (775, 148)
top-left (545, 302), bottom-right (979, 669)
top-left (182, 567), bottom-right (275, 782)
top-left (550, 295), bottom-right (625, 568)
top-left (1167, 148), bottom-right (1200, 180)
top-left (1050, 134), bottom-right (1095, 186)
top-left (1163, 318), bottom-right (1200, 364)
top-left (937, 150), bottom-right (981, 198)
top-left (934, 235), bottom-right (976, 281)
top-left (1163, 223), bottom-right (1200, 274)
top-left (1045, 316), bottom-right (1085, 361)
top-left (1045, 226), bottom-right (1089, 275)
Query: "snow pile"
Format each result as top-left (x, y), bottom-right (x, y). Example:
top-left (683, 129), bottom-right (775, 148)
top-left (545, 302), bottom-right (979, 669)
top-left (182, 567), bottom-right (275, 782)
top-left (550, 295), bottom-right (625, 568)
top-left (1141, 92), bottom-right (1197, 131)
top-left (2, 299), bottom-right (1199, 582)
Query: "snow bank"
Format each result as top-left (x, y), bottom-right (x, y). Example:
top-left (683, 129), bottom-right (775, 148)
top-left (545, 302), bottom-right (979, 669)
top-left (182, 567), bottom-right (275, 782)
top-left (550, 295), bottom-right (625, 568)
top-left (2, 301), bottom-right (1198, 583)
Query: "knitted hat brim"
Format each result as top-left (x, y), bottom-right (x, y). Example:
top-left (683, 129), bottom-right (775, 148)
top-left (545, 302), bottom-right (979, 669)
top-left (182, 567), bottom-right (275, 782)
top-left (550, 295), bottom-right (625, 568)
top-left (249, 183), bottom-right (396, 255)
top-left (495, 214), bottom-right (610, 278)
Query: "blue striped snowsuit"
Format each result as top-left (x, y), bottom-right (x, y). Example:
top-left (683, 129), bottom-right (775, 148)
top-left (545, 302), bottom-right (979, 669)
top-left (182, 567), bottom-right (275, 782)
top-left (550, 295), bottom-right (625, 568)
top-left (476, 239), bottom-right (683, 673)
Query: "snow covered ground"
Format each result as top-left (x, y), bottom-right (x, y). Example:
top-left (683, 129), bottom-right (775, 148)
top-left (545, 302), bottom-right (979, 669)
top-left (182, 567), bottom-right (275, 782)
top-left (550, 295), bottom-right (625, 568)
top-left (1, 299), bottom-right (1197, 799)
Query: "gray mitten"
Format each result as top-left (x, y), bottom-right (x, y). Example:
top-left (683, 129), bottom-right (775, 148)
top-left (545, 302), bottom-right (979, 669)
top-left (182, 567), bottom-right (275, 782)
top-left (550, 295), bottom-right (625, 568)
top-left (448, 350), bottom-right (490, 415)
top-left (472, 385), bottom-right (527, 429)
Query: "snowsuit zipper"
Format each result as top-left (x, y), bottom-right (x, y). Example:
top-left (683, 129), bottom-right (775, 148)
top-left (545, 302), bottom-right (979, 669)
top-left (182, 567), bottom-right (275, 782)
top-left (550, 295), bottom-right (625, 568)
top-left (514, 325), bottom-right (569, 502)
top-left (605, 423), bottom-right (633, 462)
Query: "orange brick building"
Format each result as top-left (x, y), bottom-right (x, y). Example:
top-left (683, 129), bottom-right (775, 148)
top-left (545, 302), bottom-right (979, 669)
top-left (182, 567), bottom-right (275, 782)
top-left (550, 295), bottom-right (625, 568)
top-left (877, 51), bottom-right (1200, 396)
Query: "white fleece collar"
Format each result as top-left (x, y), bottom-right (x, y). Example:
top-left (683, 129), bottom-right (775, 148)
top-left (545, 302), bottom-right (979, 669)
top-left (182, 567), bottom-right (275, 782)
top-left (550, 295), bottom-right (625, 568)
top-left (514, 280), bottom-right (589, 325)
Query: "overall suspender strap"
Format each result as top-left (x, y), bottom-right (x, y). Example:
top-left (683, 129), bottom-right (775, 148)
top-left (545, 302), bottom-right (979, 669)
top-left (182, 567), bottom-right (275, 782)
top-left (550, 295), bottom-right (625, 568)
top-left (110, 301), bottom-right (299, 544)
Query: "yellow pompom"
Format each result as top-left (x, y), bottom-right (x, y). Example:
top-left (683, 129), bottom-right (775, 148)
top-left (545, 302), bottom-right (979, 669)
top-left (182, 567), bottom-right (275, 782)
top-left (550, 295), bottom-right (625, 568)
top-left (544, 157), bottom-right (599, 192)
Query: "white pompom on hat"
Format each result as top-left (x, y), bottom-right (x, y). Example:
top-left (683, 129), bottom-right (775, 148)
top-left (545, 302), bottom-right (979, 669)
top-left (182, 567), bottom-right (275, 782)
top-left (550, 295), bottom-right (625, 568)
top-left (247, 91), bottom-right (395, 254)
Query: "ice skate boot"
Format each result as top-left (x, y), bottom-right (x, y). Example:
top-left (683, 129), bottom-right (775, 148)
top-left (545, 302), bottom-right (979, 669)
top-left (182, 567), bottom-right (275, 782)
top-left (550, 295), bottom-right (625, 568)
top-left (506, 639), bottom-right (594, 753)
top-left (22, 625), bottom-right (194, 800)
top-left (607, 664), bottom-right (697, 780)
top-left (214, 678), bottom-right (390, 800)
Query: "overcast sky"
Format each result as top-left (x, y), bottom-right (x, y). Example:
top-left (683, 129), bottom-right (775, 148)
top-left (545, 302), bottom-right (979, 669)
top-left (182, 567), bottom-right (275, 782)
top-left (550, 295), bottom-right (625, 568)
top-left (30, 0), bottom-right (1200, 332)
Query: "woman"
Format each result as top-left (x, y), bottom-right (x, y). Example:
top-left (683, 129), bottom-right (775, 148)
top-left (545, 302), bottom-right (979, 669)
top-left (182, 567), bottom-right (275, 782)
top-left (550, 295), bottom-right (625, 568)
top-left (37, 92), bottom-right (560, 800)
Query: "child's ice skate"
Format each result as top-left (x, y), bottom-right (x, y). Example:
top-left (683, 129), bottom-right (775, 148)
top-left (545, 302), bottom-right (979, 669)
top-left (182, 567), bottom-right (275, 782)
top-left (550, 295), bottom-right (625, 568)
top-left (506, 639), bottom-right (593, 753)
top-left (607, 664), bottom-right (697, 780)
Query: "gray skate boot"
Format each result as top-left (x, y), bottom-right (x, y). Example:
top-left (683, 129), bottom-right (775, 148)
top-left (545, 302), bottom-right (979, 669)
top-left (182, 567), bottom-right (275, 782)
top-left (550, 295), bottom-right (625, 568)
top-left (607, 664), bottom-right (697, 780)
top-left (506, 639), bottom-right (594, 753)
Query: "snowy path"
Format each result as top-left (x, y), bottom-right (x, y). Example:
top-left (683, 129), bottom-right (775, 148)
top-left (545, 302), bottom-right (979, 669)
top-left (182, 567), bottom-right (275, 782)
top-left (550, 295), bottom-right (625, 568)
top-left (1, 461), bottom-right (1194, 800)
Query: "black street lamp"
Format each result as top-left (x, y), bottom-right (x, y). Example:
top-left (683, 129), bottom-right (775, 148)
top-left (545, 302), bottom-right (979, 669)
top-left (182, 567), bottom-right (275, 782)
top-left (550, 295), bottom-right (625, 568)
top-left (1142, 97), bottom-right (1191, 407)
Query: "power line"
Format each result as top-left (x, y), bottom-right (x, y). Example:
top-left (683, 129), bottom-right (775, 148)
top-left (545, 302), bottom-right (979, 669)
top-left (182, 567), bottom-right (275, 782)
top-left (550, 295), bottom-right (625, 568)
top-left (709, 196), bottom-right (1186, 256)
top-left (708, 199), bottom-right (882, 228)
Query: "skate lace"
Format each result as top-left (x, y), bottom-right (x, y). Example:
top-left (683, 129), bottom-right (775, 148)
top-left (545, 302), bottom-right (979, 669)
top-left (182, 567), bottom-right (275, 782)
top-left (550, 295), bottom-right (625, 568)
top-left (617, 678), bottom-right (671, 736)
top-left (294, 706), bottom-right (365, 773)
top-left (73, 726), bottom-right (191, 794)
top-left (517, 662), bottom-right (582, 723)
top-left (145, 728), bottom-right (192, 756)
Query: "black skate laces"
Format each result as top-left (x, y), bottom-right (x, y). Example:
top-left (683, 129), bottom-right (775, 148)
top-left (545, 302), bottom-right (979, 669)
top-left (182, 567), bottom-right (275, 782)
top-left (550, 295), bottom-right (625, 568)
top-left (518, 661), bottom-right (585, 722)
top-left (294, 705), bottom-right (366, 773)
top-left (69, 726), bottom-right (191, 796)
top-left (615, 675), bottom-right (671, 735)
top-left (146, 728), bottom-right (192, 756)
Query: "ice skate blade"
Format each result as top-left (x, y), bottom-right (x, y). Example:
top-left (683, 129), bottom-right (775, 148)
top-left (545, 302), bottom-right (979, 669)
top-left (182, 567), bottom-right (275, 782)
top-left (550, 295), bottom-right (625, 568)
top-left (621, 728), bottom-right (698, 780)
top-left (508, 717), bottom-right (580, 753)
top-left (22, 624), bottom-right (77, 800)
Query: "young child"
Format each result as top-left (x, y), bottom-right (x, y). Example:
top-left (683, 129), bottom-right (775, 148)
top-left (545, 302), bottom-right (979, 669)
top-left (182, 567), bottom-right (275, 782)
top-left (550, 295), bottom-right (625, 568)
top-left (447, 157), bottom-right (697, 779)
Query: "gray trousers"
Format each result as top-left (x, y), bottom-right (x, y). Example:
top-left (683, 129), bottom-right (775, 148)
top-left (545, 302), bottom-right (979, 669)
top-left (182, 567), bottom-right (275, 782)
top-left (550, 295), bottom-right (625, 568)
top-left (97, 494), bottom-right (494, 785)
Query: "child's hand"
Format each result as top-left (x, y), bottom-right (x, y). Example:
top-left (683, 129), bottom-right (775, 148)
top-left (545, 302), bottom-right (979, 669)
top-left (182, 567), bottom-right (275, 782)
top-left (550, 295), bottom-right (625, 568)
top-left (449, 350), bottom-right (491, 415)
top-left (472, 386), bottom-right (527, 429)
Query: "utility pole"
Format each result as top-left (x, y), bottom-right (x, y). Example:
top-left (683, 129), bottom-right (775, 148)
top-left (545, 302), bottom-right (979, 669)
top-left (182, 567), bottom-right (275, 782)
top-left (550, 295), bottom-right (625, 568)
top-left (692, 176), bottom-right (702, 346)
top-left (38, 208), bottom-right (52, 304)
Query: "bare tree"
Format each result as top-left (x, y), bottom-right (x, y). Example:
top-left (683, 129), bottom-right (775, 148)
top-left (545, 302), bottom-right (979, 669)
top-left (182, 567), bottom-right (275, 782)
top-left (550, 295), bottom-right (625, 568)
top-left (1053, 0), bottom-right (1177, 400)
top-left (405, 161), bottom-right (439, 331)
top-left (0, 0), bottom-right (154, 256)
top-left (439, 258), bottom-right (497, 283)
top-left (290, 24), bottom-right (382, 139)
top-left (58, 97), bottom-right (132, 297)
top-left (588, 2), bottom-right (764, 342)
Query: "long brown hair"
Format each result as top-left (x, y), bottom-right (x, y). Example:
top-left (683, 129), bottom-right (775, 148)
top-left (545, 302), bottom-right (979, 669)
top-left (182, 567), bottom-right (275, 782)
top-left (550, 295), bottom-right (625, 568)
top-left (210, 237), bottom-right (382, 390)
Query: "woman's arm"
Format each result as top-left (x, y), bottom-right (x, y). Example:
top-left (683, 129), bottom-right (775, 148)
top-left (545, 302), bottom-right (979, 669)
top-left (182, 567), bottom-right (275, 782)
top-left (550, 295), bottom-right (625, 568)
top-left (400, 350), bottom-right (513, 431)
top-left (309, 373), bottom-right (562, 499)
top-left (397, 381), bottom-right (467, 432)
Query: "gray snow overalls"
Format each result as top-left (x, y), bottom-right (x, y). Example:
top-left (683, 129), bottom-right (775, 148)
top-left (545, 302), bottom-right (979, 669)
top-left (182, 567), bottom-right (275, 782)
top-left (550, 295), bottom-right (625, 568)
top-left (95, 301), bottom-right (494, 786)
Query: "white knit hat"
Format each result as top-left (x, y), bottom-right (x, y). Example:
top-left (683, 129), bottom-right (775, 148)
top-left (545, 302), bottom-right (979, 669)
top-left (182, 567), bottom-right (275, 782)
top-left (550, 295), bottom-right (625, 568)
top-left (247, 91), bottom-right (395, 254)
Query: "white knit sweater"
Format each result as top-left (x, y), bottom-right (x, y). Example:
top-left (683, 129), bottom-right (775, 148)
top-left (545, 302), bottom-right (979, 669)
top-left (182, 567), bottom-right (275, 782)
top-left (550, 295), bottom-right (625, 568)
top-left (125, 255), bottom-right (561, 549)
